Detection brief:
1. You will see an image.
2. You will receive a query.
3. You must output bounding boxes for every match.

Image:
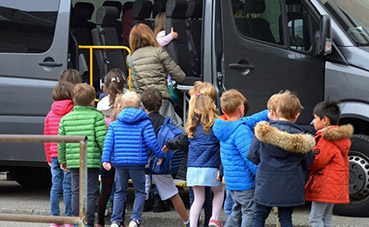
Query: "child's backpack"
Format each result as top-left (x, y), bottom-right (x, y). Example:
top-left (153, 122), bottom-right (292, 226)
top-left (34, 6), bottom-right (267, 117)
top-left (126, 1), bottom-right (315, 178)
top-left (150, 117), bottom-right (184, 175)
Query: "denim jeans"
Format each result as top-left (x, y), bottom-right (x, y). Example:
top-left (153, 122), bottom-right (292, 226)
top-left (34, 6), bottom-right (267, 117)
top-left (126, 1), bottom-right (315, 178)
top-left (50, 157), bottom-right (71, 216)
top-left (70, 168), bottom-right (99, 225)
top-left (310, 201), bottom-right (334, 227)
top-left (252, 203), bottom-right (293, 227)
top-left (189, 186), bottom-right (213, 227)
top-left (224, 189), bottom-right (234, 225)
top-left (112, 166), bottom-right (146, 223)
top-left (226, 189), bottom-right (255, 227)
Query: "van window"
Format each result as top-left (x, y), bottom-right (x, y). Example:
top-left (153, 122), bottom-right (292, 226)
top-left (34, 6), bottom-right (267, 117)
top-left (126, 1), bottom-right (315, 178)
top-left (0, 0), bottom-right (59, 53)
top-left (286, 1), bottom-right (311, 51)
top-left (231, 0), bottom-right (282, 45)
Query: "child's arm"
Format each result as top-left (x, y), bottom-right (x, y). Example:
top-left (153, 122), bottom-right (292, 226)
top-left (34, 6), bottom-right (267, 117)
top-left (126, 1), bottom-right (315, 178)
top-left (43, 115), bottom-right (51, 165)
top-left (143, 122), bottom-right (164, 158)
top-left (157, 28), bottom-right (177, 46)
top-left (57, 119), bottom-right (66, 166)
top-left (95, 113), bottom-right (108, 153)
top-left (309, 142), bottom-right (335, 171)
top-left (243, 109), bottom-right (269, 129)
top-left (235, 127), bottom-right (258, 175)
top-left (246, 136), bottom-right (261, 165)
top-left (165, 132), bottom-right (189, 151)
top-left (101, 125), bottom-right (115, 169)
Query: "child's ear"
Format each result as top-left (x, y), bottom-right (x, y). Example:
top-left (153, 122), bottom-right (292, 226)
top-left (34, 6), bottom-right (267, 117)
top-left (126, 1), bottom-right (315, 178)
top-left (323, 116), bottom-right (331, 125)
top-left (90, 100), bottom-right (95, 107)
top-left (294, 112), bottom-right (301, 121)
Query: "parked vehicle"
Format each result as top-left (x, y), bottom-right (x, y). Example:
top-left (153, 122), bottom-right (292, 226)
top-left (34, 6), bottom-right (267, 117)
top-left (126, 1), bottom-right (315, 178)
top-left (1, 0), bottom-right (369, 216)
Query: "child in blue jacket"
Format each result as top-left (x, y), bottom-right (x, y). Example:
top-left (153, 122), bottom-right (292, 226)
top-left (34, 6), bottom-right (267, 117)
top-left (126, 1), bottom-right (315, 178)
top-left (213, 89), bottom-right (268, 227)
top-left (101, 91), bottom-right (165, 227)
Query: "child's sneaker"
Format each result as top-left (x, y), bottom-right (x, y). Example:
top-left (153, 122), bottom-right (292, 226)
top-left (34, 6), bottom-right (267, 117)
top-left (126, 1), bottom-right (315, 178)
top-left (208, 219), bottom-right (222, 227)
top-left (64, 225), bottom-right (74, 227)
top-left (128, 219), bottom-right (140, 227)
top-left (49, 224), bottom-right (59, 227)
top-left (111, 221), bottom-right (120, 227)
top-left (183, 221), bottom-right (190, 227)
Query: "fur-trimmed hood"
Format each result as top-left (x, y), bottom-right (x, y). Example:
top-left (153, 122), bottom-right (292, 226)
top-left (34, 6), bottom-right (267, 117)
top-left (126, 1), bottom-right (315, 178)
top-left (320, 124), bottom-right (353, 141)
top-left (255, 121), bottom-right (315, 154)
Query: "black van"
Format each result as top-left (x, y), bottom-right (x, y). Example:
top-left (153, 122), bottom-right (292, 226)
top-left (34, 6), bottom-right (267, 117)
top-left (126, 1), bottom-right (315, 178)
top-left (1, 0), bottom-right (369, 217)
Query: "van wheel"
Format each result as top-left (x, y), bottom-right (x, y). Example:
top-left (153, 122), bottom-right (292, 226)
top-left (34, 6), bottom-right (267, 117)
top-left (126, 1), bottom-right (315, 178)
top-left (10, 167), bottom-right (51, 189)
top-left (334, 134), bottom-right (369, 217)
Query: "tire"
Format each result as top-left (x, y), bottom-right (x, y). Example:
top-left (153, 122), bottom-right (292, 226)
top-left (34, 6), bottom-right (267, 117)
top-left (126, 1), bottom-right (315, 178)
top-left (334, 134), bottom-right (369, 217)
top-left (10, 167), bottom-right (51, 189)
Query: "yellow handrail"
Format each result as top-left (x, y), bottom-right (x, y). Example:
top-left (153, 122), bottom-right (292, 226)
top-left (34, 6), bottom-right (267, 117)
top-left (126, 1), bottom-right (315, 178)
top-left (78, 45), bottom-right (132, 91)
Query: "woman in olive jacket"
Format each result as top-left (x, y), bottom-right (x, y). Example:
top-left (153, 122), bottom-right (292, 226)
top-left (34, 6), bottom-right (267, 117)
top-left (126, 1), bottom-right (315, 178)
top-left (127, 23), bottom-right (186, 125)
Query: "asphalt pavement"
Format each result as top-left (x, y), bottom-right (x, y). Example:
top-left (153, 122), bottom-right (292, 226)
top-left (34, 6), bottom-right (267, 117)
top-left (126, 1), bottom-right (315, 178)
top-left (1, 173), bottom-right (369, 227)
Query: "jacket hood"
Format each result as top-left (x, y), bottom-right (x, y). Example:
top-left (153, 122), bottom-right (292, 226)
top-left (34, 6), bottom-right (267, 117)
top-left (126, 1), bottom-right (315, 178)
top-left (117, 108), bottom-right (149, 124)
top-left (255, 121), bottom-right (315, 154)
top-left (321, 124), bottom-right (353, 141)
top-left (213, 116), bottom-right (245, 141)
top-left (51, 100), bottom-right (74, 116)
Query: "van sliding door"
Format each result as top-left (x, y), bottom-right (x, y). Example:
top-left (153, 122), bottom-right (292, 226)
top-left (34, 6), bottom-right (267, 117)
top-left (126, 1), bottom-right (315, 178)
top-left (220, 0), bottom-right (325, 124)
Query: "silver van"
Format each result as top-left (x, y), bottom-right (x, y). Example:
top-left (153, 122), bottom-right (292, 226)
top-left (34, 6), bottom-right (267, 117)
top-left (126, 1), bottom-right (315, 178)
top-left (1, 0), bottom-right (369, 216)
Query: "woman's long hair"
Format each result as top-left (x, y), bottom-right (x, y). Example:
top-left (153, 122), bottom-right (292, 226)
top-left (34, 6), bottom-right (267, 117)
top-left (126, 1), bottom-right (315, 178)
top-left (185, 94), bottom-right (218, 138)
top-left (129, 23), bottom-right (160, 53)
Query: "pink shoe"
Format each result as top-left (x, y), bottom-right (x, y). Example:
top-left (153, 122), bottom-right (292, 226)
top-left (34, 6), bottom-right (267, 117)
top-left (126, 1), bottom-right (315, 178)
top-left (64, 224), bottom-right (74, 227)
top-left (208, 219), bottom-right (222, 227)
top-left (50, 224), bottom-right (59, 227)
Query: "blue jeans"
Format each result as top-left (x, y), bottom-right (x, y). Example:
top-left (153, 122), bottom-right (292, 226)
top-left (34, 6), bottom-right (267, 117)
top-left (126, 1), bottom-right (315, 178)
top-left (50, 157), bottom-right (71, 216)
top-left (224, 190), bottom-right (234, 225)
top-left (252, 203), bottom-right (293, 227)
top-left (70, 168), bottom-right (99, 225)
top-left (189, 186), bottom-right (212, 227)
top-left (310, 201), bottom-right (334, 227)
top-left (112, 166), bottom-right (146, 223)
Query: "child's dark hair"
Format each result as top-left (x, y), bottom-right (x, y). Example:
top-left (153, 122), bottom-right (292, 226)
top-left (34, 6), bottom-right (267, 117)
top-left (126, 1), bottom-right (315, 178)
top-left (73, 83), bottom-right (96, 106)
top-left (104, 68), bottom-right (126, 106)
top-left (313, 99), bottom-right (341, 125)
top-left (141, 87), bottom-right (162, 112)
top-left (59, 69), bottom-right (82, 84)
top-left (52, 82), bottom-right (74, 101)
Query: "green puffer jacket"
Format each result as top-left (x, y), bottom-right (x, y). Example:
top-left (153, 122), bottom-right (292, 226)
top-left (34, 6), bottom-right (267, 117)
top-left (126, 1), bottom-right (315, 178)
top-left (58, 106), bottom-right (107, 169)
top-left (127, 46), bottom-right (186, 99)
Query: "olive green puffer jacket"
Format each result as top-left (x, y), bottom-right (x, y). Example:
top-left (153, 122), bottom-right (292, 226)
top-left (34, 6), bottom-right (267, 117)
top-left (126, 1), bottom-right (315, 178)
top-left (58, 106), bottom-right (107, 169)
top-left (127, 46), bottom-right (186, 99)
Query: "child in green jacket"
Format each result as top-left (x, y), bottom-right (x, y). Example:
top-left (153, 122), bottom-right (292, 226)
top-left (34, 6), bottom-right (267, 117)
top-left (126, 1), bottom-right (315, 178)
top-left (58, 83), bottom-right (107, 227)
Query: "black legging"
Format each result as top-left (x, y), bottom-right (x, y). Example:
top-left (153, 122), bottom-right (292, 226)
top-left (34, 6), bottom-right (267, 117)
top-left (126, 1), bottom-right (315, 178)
top-left (97, 176), bottom-right (126, 225)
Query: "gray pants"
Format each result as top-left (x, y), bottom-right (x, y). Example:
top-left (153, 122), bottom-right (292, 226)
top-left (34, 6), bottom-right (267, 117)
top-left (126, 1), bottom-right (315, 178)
top-left (225, 189), bottom-right (255, 227)
top-left (310, 201), bottom-right (334, 227)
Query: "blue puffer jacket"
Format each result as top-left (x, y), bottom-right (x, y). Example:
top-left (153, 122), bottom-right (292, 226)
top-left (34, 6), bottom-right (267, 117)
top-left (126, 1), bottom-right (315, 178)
top-left (101, 108), bottom-right (164, 166)
top-left (187, 124), bottom-right (220, 168)
top-left (213, 110), bottom-right (268, 191)
top-left (247, 120), bottom-right (315, 207)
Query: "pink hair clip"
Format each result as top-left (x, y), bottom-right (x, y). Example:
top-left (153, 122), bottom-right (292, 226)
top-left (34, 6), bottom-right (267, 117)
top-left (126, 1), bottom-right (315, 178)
top-left (195, 93), bottom-right (200, 97)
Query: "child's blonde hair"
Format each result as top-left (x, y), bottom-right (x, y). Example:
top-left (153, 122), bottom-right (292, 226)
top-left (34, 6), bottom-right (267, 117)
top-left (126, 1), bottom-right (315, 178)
top-left (276, 90), bottom-right (303, 121)
top-left (267, 92), bottom-right (283, 111)
top-left (189, 81), bottom-right (217, 101)
top-left (121, 91), bottom-right (141, 109)
top-left (220, 89), bottom-right (246, 115)
top-left (185, 94), bottom-right (218, 138)
top-left (154, 12), bottom-right (166, 36)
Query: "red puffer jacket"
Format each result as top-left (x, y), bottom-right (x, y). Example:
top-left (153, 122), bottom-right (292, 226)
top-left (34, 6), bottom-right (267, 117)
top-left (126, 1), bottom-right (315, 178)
top-left (305, 124), bottom-right (353, 204)
top-left (44, 100), bottom-right (74, 162)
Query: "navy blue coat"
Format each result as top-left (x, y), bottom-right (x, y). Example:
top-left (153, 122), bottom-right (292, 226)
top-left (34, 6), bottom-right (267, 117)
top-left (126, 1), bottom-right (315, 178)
top-left (247, 121), bottom-right (315, 207)
top-left (187, 124), bottom-right (220, 168)
top-left (101, 108), bottom-right (164, 166)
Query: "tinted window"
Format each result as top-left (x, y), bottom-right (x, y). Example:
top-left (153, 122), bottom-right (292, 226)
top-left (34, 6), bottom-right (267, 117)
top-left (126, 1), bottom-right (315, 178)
top-left (286, 1), bottom-right (311, 51)
top-left (231, 0), bottom-right (283, 45)
top-left (0, 0), bottom-right (59, 53)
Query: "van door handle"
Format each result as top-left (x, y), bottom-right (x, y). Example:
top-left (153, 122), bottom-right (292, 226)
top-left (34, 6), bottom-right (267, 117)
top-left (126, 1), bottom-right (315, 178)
top-left (229, 63), bottom-right (255, 76)
top-left (38, 62), bottom-right (63, 67)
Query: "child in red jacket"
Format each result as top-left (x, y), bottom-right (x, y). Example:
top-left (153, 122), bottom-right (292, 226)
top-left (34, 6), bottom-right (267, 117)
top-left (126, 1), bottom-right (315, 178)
top-left (44, 82), bottom-right (74, 227)
top-left (305, 99), bottom-right (353, 227)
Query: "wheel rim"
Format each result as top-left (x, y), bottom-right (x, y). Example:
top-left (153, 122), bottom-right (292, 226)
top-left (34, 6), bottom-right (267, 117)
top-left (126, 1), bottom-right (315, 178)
top-left (349, 151), bottom-right (369, 201)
